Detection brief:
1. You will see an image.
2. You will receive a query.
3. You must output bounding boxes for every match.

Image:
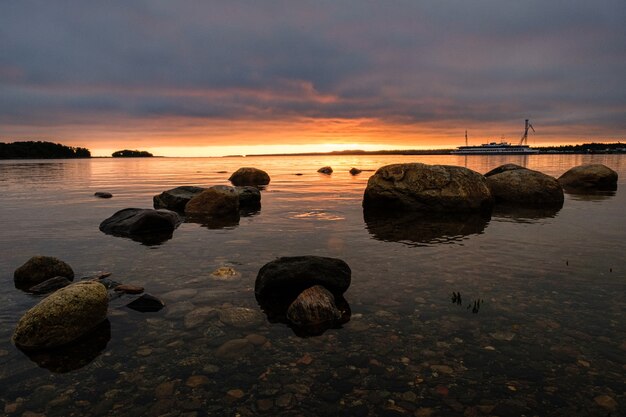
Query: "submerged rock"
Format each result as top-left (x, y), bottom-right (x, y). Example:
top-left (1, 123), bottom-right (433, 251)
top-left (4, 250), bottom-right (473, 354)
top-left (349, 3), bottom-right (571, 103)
top-left (218, 307), bottom-right (265, 329)
top-left (28, 276), bottom-right (73, 294)
top-left (485, 164), bottom-right (563, 206)
top-left (99, 208), bottom-right (182, 244)
top-left (185, 185), bottom-right (240, 217)
top-left (318, 166), bottom-right (333, 174)
top-left (558, 164), bottom-right (618, 191)
top-left (14, 256), bottom-right (74, 289)
top-left (13, 281), bottom-right (108, 350)
top-left (126, 293), bottom-right (165, 312)
top-left (235, 186), bottom-right (262, 210)
top-left (363, 163), bottom-right (493, 213)
top-left (228, 167), bottom-right (270, 186)
top-left (153, 185), bottom-right (206, 211)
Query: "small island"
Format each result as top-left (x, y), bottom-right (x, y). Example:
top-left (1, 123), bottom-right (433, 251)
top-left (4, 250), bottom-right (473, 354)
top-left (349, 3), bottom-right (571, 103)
top-left (0, 141), bottom-right (91, 159)
top-left (111, 149), bottom-right (153, 158)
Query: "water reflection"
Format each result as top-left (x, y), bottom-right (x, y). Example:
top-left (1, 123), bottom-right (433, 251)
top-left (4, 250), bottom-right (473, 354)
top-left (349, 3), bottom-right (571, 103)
top-left (363, 209), bottom-right (490, 246)
top-left (491, 203), bottom-right (562, 222)
top-left (185, 213), bottom-right (241, 229)
top-left (18, 319), bottom-right (110, 373)
top-left (563, 188), bottom-right (617, 202)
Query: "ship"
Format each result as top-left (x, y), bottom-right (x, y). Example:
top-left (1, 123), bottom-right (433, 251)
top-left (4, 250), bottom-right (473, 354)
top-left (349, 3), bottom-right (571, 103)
top-left (451, 119), bottom-right (540, 155)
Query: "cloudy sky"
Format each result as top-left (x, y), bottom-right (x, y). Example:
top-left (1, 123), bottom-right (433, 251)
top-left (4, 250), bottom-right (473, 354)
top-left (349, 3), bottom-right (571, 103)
top-left (1, 1), bottom-right (625, 156)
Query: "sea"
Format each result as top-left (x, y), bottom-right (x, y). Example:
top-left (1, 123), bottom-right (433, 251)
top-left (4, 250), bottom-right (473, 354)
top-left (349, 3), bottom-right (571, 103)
top-left (0, 154), bottom-right (624, 416)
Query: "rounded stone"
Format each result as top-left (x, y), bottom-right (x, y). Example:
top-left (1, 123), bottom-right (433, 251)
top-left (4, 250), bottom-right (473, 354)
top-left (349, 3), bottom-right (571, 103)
top-left (558, 164), bottom-right (618, 190)
top-left (485, 164), bottom-right (564, 206)
top-left (14, 256), bottom-right (74, 288)
top-left (185, 186), bottom-right (240, 216)
top-left (318, 166), bottom-right (333, 174)
top-left (228, 167), bottom-right (270, 186)
top-left (286, 285), bottom-right (341, 326)
top-left (13, 281), bottom-right (109, 349)
top-left (153, 186), bottom-right (206, 211)
top-left (218, 307), bottom-right (264, 329)
top-left (99, 208), bottom-right (182, 239)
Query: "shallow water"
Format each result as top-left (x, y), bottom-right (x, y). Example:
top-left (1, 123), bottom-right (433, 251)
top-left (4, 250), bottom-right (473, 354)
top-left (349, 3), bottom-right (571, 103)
top-left (0, 154), bottom-right (624, 416)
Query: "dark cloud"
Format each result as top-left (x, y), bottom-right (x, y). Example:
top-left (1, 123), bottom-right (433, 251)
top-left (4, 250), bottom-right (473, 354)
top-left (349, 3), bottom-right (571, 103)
top-left (1, 0), bottom-right (625, 144)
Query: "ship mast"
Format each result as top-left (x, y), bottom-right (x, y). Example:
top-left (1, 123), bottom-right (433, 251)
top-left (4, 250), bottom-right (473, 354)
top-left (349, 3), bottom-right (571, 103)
top-left (519, 119), bottom-right (535, 145)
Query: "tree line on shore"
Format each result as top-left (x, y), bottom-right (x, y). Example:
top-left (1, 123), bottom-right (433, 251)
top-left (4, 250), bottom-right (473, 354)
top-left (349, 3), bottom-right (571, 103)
top-left (0, 141), bottom-right (91, 159)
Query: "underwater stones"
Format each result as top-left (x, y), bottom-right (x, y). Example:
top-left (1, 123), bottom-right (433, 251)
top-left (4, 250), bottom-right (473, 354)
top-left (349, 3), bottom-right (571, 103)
top-left (228, 167), bottom-right (271, 186)
top-left (485, 164), bottom-right (564, 206)
top-left (13, 281), bottom-right (108, 350)
top-left (28, 276), bottom-right (73, 294)
top-left (363, 163), bottom-right (493, 213)
top-left (153, 185), bottom-right (206, 211)
top-left (215, 338), bottom-right (254, 359)
top-left (318, 166), bottom-right (333, 174)
top-left (99, 208), bottom-right (182, 244)
top-left (185, 185), bottom-right (240, 217)
top-left (286, 285), bottom-right (341, 327)
top-left (558, 164), bottom-right (618, 191)
top-left (218, 307), bottom-right (264, 329)
top-left (14, 256), bottom-right (74, 289)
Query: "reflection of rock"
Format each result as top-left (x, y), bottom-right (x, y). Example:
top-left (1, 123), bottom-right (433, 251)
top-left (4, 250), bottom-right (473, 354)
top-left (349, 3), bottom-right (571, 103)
top-left (153, 186), bottom-right (205, 211)
top-left (363, 163), bottom-right (493, 212)
top-left (558, 164), bottom-right (618, 192)
top-left (318, 166), bottom-right (333, 174)
top-left (563, 189), bottom-right (616, 202)
top-left (186, 213), bottom-right (240, 229)
top-left (13, 281), bottom-right (108, 350)
top-left (185, 186), bottom-right (239, 216)
top-left (492, 203), bottom-right (562, 221)
top-left (364, 208), bottom-right (490, 245)
top-left (99, 208), bottom-right (182, 245)
top-left (485, 164), bottom-right (564, 207)
top-left (255, 256), bottom-right (351, 337)
top-left (229, 167), bottom-right (270, 186)
top-left (14, 256), bottom-right (74, 289)
top-left (19, 319), bottom-right (111, 373)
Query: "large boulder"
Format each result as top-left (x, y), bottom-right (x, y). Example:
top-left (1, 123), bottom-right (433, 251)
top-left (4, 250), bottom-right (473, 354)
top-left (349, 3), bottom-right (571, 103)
top-left (185, 185), bottom-right (240, 217)
top-left (13, 281), bottom-right (109, 350)
top-left (14, 256), bottom-right (74, 289)
top-left (99, 208), bottom-right (182, 244)
top-left (153, 186), bottom-right (206, 211)
top-left (558, 164), bottom-right (618, 191)
top-left (363, 163), bottom-right (493, 213)
top-left (229, 167), bottom-right (270, 186)
top-left (485, 164), bottom-right (564, 206)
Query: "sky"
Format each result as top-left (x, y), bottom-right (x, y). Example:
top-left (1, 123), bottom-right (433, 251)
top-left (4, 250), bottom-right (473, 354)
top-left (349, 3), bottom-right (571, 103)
top-left (1, 1), bottom-right (625, 156)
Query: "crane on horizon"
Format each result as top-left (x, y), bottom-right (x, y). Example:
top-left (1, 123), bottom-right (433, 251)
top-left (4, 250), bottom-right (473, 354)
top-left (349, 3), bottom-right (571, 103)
top-left (519, 119), bottom-right (535, 146)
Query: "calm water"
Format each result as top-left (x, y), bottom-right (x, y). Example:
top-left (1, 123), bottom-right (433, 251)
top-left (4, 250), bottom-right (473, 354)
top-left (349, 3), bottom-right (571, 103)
top-left (0, 154), bottom-right (624, 417)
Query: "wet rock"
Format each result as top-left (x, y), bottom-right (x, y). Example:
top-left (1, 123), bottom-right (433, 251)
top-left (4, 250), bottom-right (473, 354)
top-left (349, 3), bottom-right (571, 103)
top-left (215, 338), bottom-right (254, 359)
top-left (113, 284), bottom-right (144, 294)
top-left (210, 267), bottom-right (241, 281)
top-left (286, 285), bottom-right (341, 331)
top-left (349, 167), bottom-right (362, 175)
top-left (94, 191), bottom-right (113, 199)
top-left (14, 256), bottom-right (74, 289)
top-left (363, 163), bottom-right (493, 213)
top-left (126, 293), bottom-right (165, 312)
top-left (153, 185), bottom-right (206, 211)
top-left (185, 185), bottom-right (240, 217)
top-left (13, 281), bottom-right (108, 350)
top-left (485, 164), bottom-right (564, 206)
top-left (28, 276), bottom-right (73, 294)
top-left (235, 186), bottom-right (262, 210)
top-left (229, 167), bottom-right (271, 186)
top-left (99, 208), bottom-right (182, 244)
top-left (558, 163), bottom-right (618, 191)
top-left (218, 307), bottom-right (264, 329)
top-left (318, 166), bottom-right (333, 174)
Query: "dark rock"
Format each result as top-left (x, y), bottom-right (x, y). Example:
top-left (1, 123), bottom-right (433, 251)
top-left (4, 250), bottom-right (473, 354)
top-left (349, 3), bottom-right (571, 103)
top-left (14, 256), bottom-right (74, 289)
top-left (349, 168), bottom-right (362, 175)
top-left (94, 192), bottom-right (113, 199)
top-left (485, 164), bottom-right (564, 206)
top-left (235, 186), bottom-right (261, 211)
top-left (363, 163), bottom-right (493, 213)
top-left (229, 167), bottom-right (271, 186)
top-left (185, 185), bottom-right (240, 217)
top-left (318, 166), bottom-right (333, 174)
top-left (126, 293), bottom-right (165, 312)
top-left (28, 276), bottom-right (72, 294)
top-left (153, 185), bottom-right (205, 211)
top-left (13, 281), bottom-right (108, 349)
top-left (558, 163), bottom-right (618, 191)
top-left (99, 208), bottom-right (182, 244)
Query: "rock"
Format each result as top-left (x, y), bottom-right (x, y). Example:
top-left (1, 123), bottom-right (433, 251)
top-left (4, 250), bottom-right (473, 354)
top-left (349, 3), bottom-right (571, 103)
top-left (99, 208), bottom-right (182, 244)
top-left (184, 307), bottom-right (218, 329)
top-left (485, 164), bottom-right (564, 206)
top-left (13, 281), bottom-right (108, 349)
top-left (210, 266), bottom-right (241, 281)
top-left (317, 166), bottom-right (333, 174)
top-left (215, 338), bottom-right (254, 359)
top-left (362, 163), bottom-right (493, 213)
top-left (228, 167), bottom-right (270, 186)
top-left (153, 186), bottom-right (206, 211)
top-left (185, 186), bottom-right (240, 217)
top-left (286, 285), bottom-right (341, 327)
top-left (94, 192), bottom-right (113, 199)
top-left (185, 375), bottom-right (210, 388)
top-left (558, 164), bottom-right (618, 191)
top-left (255, 256), bottom-right (351, 303)
top-left (245, 333), bottom-right (267, 346)
top-left (349, 167), bottom-right (362, 175)
top-left (155, 380), bottom-right (177, 398)
top-left (28, 276), bottom-right (73, 294)
top-left (113, 284), bottom-right (144, 294)
top-left (14, 256), bottom-right (74, 289)
top-left (235, 186), bottom-right (262, 210)
top-left (126, 293), bottom-right (165, 312)
top-left (218, 307), bottom-right (265, 329)
top-left (594, 394), bottom-right (617, 411)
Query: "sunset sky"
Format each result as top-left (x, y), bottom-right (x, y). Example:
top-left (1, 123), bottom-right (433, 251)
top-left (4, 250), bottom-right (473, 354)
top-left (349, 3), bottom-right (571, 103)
top-left (1, 1), bottom-right (625, 156)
